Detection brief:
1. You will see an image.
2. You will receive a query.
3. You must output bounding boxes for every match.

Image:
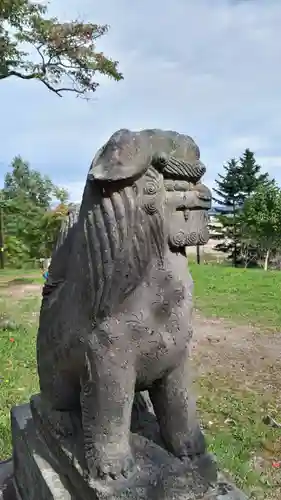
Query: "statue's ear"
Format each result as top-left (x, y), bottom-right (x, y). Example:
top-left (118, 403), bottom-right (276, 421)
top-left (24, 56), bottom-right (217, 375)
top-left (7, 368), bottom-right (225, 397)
top-left (88, 161), bottom-right (149, 182)
top-left (87, 130), bottom-right (150, 182)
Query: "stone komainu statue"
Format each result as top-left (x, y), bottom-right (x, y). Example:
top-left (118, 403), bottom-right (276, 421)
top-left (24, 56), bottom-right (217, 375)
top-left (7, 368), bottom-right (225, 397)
top-left (31, 129), bottom-right (212, 493)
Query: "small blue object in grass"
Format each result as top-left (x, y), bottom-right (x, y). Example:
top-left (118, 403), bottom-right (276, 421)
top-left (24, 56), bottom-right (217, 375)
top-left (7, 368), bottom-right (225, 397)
top-left (43, 271), bottom-right (49, 281)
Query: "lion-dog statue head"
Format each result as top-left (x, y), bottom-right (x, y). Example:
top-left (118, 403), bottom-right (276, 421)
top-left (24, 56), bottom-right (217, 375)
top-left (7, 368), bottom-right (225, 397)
top-left (86, 128), bottom-right (210, 272)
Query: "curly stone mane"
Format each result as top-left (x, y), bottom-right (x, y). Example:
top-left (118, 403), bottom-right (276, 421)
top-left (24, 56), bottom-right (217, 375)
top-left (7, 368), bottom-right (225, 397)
top-left (43, 166), bottom-right (165, 321)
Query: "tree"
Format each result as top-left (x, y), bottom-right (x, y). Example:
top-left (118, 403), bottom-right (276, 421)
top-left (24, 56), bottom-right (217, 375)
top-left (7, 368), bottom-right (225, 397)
top-left (238, 149), bottom-right (270, 202)
top-left (241, 183), bottom-right (281, 271)
top-left (4, 155), bottom-right (54, 208)
top-left (41, 202), bottom-right (69, 256)
top-left (0, 0), bottom-right (123, 97)
top-left (2, 156), bottom-right (69, 267)
top-left (211, 150), bottom-right (270, 266)
top-left (211, 158), bottom-right (242, 266)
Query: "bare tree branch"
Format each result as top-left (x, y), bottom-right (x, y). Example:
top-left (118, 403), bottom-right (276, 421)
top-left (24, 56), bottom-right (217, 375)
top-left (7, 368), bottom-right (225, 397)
top-left (0, 70), bottom-right (88, 96)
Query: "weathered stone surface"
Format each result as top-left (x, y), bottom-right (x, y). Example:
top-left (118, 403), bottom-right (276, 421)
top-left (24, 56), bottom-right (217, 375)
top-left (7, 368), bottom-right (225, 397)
top-left (0, 458), bottom-right (18, 500)
top-left (11, 404), bottom-right (72, 500)
top-left (11, 401), bottom-right (248, 500)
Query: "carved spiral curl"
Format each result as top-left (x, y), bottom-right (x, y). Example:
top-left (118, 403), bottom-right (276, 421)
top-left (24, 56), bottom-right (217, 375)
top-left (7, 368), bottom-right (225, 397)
top-left (185, 232), bottom-right (198, 246)
top-left (144, 201), bottom-right (158, 214)
top-left (144, 180), bottom-right (158, 195)
top-left (196, 227), bottom-right (210, 245)
top-left (169, 230), bottom-right (186, 248)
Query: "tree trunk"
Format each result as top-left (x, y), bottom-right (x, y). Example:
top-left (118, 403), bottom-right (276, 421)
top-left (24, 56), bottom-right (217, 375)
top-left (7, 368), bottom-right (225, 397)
top-left (264, 249), bottom-right (270, 271)
top-left (196, 244), bottom-right (200, 264)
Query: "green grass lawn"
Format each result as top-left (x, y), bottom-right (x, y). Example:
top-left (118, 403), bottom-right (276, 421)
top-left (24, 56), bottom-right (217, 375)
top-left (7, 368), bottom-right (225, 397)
top-left (0, 266), bottom-right (280, 499)
top-left (0, 297), bottom-right (40, 458)
top-left (190, 263), bottom-right (281, 331)
top-left (196, 374), bottom-right (281, 499)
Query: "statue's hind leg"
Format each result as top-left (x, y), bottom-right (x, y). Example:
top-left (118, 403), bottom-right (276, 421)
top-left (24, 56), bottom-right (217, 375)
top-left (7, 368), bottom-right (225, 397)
top-left (80, 342), bottom-right (137, 479)
top-left (149, 351), bottom-right (217, 481)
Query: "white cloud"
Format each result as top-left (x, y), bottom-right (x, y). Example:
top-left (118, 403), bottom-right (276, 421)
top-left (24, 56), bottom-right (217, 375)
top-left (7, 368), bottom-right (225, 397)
top-left (256, 156), bottom-right (281, 170)
top-left (1, 0), bottom-right (281, 201)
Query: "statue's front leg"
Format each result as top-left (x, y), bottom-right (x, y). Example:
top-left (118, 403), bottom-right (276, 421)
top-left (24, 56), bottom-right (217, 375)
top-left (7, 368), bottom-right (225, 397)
top-left (149, 350), bottom-right (217, 482)
top-left (80, 341), bottom-right (136, 480)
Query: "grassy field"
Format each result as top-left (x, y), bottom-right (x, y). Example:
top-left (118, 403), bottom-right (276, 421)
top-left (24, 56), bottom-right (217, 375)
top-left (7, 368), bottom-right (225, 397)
top-left (0, 265), bottom-right (280, 499)
top-left (190, 262), bottom-right (281, 331)
top-left (189, 263), bottom-right (281, 498)
top-left (0, 270), bottom-right (41, 460)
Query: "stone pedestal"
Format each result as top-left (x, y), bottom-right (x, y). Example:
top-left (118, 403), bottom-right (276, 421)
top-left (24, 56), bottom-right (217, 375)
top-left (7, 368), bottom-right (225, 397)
top-left (11, 404), bottom-right (73, 500)
top-left (9, 398), bottom-right (249, 500)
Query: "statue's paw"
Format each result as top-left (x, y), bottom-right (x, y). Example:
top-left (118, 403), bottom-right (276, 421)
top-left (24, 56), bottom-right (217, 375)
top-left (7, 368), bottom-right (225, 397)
top-left (191, 452), bottom-right (217, 484)
top-left (179, 450), bottom-right (217, 484)
top-left (172, 431), bottom-right (217, 483)
top-left (89, 449), bottom-right (136, 481)
top-left (176, 429), bottom-right (206, 459)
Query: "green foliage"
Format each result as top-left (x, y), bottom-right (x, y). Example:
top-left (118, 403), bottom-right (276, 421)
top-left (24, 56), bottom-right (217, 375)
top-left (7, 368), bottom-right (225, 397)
top-left (41, 202), bottom-right (69, 256)
top-left (211, 149), bottom-right (271, 266)
top-left (4, 156), bottom-right (54, 208)
top-left (3, 235), bottom-right (29, 267)
top-left (213, 158), bottom-right (242, 207)
top-left (1, 156), bottom-right (70, 267)
top-left (211, 159), bottom-right (242, 266)
top-left (241, 183), bottom-right (281, 269)
top-left (239, 149), bottom-right (271, 202)
top-left (0, 0), bottom-right (123, 97)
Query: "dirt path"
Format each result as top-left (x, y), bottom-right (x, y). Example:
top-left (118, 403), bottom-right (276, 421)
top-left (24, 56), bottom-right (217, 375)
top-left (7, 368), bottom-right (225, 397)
top-left (0, 283), bottom-right (42, 299)
top-left (192, 311), bottom-right (281, 400)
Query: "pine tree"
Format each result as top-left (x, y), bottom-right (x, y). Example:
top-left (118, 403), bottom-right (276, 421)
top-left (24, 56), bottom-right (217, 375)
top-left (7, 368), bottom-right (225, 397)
top-left (210, 159), bottom-right (242, 266)
top-left (238, 149), bottom-right (270, 202)
top-left (211, 150), bottom-right (270, 266)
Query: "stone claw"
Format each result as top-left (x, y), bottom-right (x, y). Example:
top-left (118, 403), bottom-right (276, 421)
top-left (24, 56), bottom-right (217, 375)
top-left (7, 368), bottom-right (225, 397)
top-left (88, 449), bottom-right (136, 481)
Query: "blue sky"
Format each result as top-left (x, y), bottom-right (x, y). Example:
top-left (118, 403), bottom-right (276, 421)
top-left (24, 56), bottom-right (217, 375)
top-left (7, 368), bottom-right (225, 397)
top-left (1, 0), bottom-right (281, 202)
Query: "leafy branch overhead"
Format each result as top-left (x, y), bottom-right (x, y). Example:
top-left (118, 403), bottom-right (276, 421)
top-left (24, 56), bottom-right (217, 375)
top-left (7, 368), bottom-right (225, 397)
top-left (0, 0), bottom-right (123, 97)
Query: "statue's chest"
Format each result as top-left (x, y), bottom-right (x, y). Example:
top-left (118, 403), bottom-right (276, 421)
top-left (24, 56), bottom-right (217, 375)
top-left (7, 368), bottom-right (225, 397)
top-left (126, 270), bottom-right (192, 333)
